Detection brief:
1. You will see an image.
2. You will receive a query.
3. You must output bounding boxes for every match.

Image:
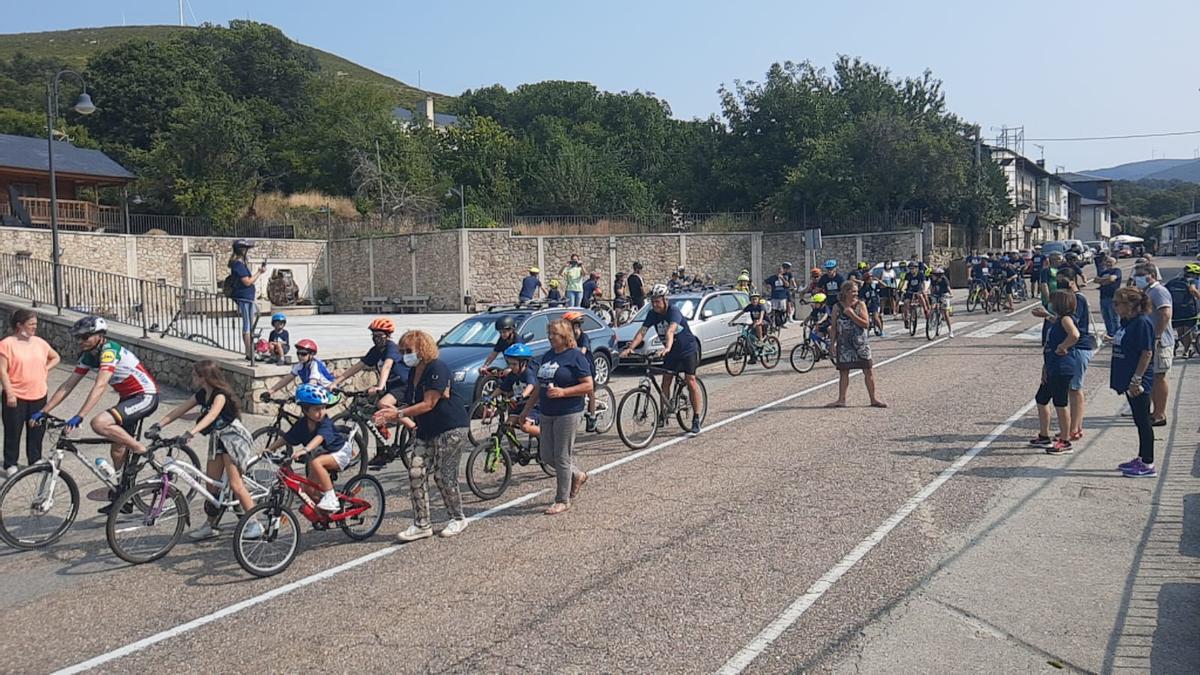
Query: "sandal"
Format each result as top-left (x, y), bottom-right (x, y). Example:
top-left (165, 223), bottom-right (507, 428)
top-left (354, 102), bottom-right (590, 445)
top-left (870, 401), bottom-right (888, 409)
top-left (544, 502), bottom-right (570, 516)
top-left (1070, 430), bottom-right (1083, 441)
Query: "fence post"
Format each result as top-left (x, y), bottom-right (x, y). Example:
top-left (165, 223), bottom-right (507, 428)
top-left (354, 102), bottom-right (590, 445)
top-left (138, 279), bottom-right (149, 338)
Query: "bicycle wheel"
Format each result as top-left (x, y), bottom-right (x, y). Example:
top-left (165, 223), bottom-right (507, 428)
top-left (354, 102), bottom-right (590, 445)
top-left (394, 425), bottom-right (415, 471)
top-left (594, 304), bottom-right (614, 326)
top-left (592, 384), bottom-right (616, 434)
top-left (724, 339), bottom-right (747, 376)
top-left (465, 439), bottom-right (513, 500)
top-left (925, 309), bottom-right (938, 340)
top-left (908, 306), bottom-right (918, 336)
top-left (0, 465), bottom-right (80, 549)
top-left (147, 443), bottom-right (203, 503)
top-left (760, 336), bottom-right (782, 369)
top-left (338, 474), bottom-right (385, 540)
top-left (790, 342), bottom-right (816, 373)
top-left (234, 501), bottom-right (300, 578)
top-left (616, 387), bottom-right (659, 450)
top-left (473, 375), bottom-right (498, 403)
top-left (675, 377), bottom-right (709, 431)
top-left (966, 288), bottom-right (978, 312)
top-left (468, 399), bottom-right (502, 445)
top-left (107, 480), bottom-right (189, 564)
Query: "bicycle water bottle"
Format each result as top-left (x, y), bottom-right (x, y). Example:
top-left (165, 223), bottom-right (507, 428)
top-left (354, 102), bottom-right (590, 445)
top-left (94, 457), bottom-right (117, 481)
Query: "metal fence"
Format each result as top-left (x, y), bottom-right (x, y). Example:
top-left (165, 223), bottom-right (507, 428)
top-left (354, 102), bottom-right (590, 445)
top-left (501, 210), bottom-right (922, 237)
top-left (0, 252), bottom-right (246, 354)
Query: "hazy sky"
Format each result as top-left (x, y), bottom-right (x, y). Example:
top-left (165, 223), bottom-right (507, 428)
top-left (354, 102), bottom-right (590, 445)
top-left (8, 0), bottom-right (1196, 171)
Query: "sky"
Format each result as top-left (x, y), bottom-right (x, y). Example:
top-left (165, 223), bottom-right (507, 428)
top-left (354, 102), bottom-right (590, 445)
top-left (7, 0), bottom-right (1197, 172)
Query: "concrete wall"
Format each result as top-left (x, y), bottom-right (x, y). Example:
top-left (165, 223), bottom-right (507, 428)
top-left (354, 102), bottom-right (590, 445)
top-left (326, 230), bottom-right (462, 312)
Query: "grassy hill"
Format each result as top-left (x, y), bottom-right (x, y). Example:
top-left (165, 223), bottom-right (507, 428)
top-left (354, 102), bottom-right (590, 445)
top-left (0, 25), bottom-right (452, 111)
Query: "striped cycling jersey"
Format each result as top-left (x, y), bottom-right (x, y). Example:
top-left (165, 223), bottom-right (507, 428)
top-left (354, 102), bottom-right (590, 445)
top-left (74, 340), bottom-right (158, 398)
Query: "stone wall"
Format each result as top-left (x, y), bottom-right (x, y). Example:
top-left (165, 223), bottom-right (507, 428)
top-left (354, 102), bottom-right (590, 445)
top-left (615, 234), bottom-right (680, 293)
top-left (464, 229), bottom-right (538, 306)
top-left (684, 234), bottom-right (753, 284)
top-left (761, 231), bottom-right (808, 275)
top-left (327, 230), bottom-right (462, 312)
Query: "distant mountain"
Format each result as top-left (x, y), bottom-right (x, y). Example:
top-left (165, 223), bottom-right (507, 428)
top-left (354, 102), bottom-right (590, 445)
top-left (1084, 158), bottom-right (1200, 183)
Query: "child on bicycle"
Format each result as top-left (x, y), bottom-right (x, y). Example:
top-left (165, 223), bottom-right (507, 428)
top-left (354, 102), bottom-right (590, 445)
top-left (546, 279), bottom-right (563, 304)
top-left (929, 267), bottom-right (955, 337)
top-left (809, 292), bottom-right (831, 343)
top-left (860, 273), bottom-right (883, 333)
top-left (498, 343), bottom-right (540, 436)
top-left (331, 318), bottom-right (407, 467)
top-left (264, 384), bottom-right (358, 512)
top-left (261, 338), bottom-right (334, 401)
top-left (149, 360), bottom-right (259, 541)
top-left (729, 292), bottom-right (769, 341)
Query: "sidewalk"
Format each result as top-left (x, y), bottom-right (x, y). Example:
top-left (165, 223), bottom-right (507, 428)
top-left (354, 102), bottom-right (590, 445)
top-left (832, 359), bottom-right (1199, 674)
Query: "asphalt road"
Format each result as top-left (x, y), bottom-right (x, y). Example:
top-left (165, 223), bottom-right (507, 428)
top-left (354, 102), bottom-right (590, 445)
top-left (0, 259), bottom-right (1189, 674)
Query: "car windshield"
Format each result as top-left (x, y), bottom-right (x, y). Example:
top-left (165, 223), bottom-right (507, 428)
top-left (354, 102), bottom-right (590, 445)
top-left (631, 297), bottom-right (697, 323)
top-left (439, 315), bottom-right (521, 347)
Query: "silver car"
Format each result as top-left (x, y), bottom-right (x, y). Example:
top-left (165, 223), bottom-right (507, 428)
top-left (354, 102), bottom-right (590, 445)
top-left (615, 290), bottom-right (750, 363)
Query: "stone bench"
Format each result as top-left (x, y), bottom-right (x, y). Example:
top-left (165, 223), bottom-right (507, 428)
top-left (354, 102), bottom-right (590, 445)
top-left (361, 296), bottom-right (392, 314)
top-left (395, 295), bottom-right (430, 313)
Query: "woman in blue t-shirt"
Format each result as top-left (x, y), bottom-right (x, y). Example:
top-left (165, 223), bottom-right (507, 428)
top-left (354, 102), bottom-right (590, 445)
top-left (228, 239), bottom-right (266, 362)
top-left (1030, 291), bottom-right (1081, 455)
top-left (519, 319), bottom-right (593, 515)
top-left (1110, 287), bottom-right (1157, 477)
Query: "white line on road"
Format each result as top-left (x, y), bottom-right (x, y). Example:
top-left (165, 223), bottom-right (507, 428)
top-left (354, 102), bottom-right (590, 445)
top-left (1006, 299), bottom-right (1040, 317)
top-left (53, 335), bottom-right (953, 675)
top-left (716, 397), bottom-right (1038, 675)
top-left (964, 320), bottom-right (1018, 338)
top-left (1014, 324), bottom-right (1042, 341)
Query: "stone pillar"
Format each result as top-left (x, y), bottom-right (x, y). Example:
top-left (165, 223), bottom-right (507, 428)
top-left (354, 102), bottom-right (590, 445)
top-left (459, 229), bottom-right (470, 310)
top-left (608, 236), bottom-right (617, 296)
top-left (536, 236), bottom-right (545, 274)
top-left (679, 233), bottom-right (687, 269)
top-left (855, 235), bottom-right (863, 264)
top-left (751, 232), bottom-right (763, 287)
top-left (367, 238), bottom-right (377, 297)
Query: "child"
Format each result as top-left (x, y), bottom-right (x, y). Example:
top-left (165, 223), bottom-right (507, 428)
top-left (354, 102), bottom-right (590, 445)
top-left (267, 313), bottom-right (289, 364)
top-left (546, 279), bottom-right (563, 304)
top-left (149, 360), bottom-right (260, 540)
top-left (809, 292), bottom-right (832, 343)
top-left (562, 311), bottom-right (600, 432)
top-left (861, 273), bottom-right (883, 334)
top-left (729, 292), bottom-right (769, 341)
top-left (265, 384), bottom-right (356, 511)
top-left (498, 343), bottom-right (540, 437)
top-left (261, 339), bottom-right (334, 402)
top-left (331, 318), bottom-right (407, 468)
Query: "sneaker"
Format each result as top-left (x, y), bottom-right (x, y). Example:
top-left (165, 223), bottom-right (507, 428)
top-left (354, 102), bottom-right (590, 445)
top-left (1045, 439), bottom-right (1073, 455)
top-left (3, 466), bottom-right (16, 478)
top-left (585, 415), bottom-right (596, 433)
top-left (241, 520), bottom-right (264, 539)
top-left (1117, 457), bottom-right (1141, 472)
top-left (1028, 435), bottom-right (1052, 448)
top-left (656, 415), bottom-right (667, 428)
top-left (440, 518), bottom-right (468, 538)
top-left (396, 524), bottom-right (433, 542)
top-left (1121, 458), bottom-right (1157, 477)
top-left (188, 523), bottom-right (221, 541)
top-left (317, 491), bottom-right (341, 512)
top-left (690, 416), bottom-right (701, 435)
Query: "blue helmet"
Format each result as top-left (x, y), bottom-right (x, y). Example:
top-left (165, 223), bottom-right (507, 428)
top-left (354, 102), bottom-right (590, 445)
top-left (504, 343), bottom-right (534, 360)
top-left (295, 383), bottom-right (332, 407)
top-left (271, 312), bottom-right (287, 323)
top-left (823, 259), bottom-right (838, 270)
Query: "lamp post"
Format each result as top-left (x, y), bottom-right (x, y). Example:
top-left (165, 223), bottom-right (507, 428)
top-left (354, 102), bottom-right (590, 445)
top-left (447, 185), bottom-right (465, 228)
top-left (46, 70), bottom-right (96, 312)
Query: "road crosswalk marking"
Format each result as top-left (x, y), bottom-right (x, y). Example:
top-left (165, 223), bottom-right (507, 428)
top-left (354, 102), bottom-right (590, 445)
top-left (1014, 324), bottom-right (1042, 341)
top-left (964, 320), bottom-right (1018, 338)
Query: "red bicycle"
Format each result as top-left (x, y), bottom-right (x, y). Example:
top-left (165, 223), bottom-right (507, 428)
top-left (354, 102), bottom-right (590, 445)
top-left (233, 443), bottom-right (385, 578)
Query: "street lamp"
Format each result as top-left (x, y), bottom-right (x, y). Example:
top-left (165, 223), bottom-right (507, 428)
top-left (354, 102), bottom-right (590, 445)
top-left (46, 70), bottom-right (96, 312)
top-left (446, 185), bottom-right (465, 229)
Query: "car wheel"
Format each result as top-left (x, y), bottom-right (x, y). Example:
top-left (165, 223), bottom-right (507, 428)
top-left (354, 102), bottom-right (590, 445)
top-left (592, 352), bottom-right (611, 386)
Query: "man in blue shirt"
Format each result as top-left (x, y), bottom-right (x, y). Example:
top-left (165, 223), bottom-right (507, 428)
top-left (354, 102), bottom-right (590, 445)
top-left (619, 284), bottom-right (704, 434)
top-left (764, 265), bottom-right (793, 328)
top-left (1093, 255), bottom-right (1122, 338)
top-left (581, 271), bottom-right (600, 309)
top-left (519, 267), bottom-right (543, 305)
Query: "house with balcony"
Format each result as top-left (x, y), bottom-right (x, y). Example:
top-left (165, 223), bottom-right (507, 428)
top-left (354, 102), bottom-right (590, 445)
top-left (0, 133), bottom-right (133, 231)
top-left (986, 145), bottom-right (1073, 249)
top-left (1157, 212), bottom-right (1200, 255)
top-left (1056, 171), bottom-right (1117, 242)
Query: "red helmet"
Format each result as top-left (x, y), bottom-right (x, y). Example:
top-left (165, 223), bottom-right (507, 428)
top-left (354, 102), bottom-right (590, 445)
top-left (295, 339), bottom-right (318, 354)
top-left (368, 317), bottom-right (395, 334)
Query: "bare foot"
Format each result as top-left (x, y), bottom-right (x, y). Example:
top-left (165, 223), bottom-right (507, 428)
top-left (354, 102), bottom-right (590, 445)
top-left (825, 401), bottom-right (847, 408)
top-left (870, 401), bottom-right (888, 408)
top-left (570, 472), bottom-right (588, 499)
top-left (544, 502), bottom-right (570, 516)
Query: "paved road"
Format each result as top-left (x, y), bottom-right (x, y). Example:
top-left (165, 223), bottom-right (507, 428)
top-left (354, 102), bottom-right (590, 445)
top-left (1, 259), bottom-right (1195, 673)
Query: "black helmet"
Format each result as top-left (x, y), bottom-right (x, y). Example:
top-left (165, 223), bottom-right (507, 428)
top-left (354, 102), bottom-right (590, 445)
top-left (495, 316), bottom-right (516, 331)
top-left (232, 238), bottom-right (255, 251)
top-left (71, 315), bottom-right (108, 337)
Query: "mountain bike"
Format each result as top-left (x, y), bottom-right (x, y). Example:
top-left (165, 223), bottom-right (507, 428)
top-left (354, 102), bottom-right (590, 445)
top-left (988, 280), bottom-right (1006, 313)
top-left (232, 443), bottom-right (385, 578)
top-left (615, 355), bottom-right (708, 450)
top-left (0, 416), bottom-right (200, 550)
top-left (724, 323), bottom-right (781, 376)
top-left (1174, 320), bottom-right (1198, 359)
top-left (789, 330), bottom-right (830, 373)
top-left (926, 297), bottom-right (949, 340)
top-left (105, 432), bottom-right (277, 564)
top-left (465, 399), bottom-right (552, 501)
top-left (903, 295), bottom-right (921, 336)
top-left (966, 281), bottom-right (986, 312)
top-left (334, 390), bottom-right (412, 472)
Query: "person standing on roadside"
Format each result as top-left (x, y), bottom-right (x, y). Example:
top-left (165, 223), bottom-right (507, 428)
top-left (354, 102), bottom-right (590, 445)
top-left (1110, 287), bottom-right (1157, 477)
top-left (1094, 256), bottom-right (1122, 339)
top-left (228, 239), bottom-right (267, 362)
top-left (627, 262), bottom-right (646, 309)
top-left (1132, 262), bottom-right (1173, 426)
top-left (1030, 290), bottom-right (1081, 455)
top-left (1055, 269), bottom-right (1096, 441)
top-left (561, 254), bottom-right (586, 307)
top-left (827, 282), bottom-right (887, 409)
top-left (0, 310), bottom-right (59, 476)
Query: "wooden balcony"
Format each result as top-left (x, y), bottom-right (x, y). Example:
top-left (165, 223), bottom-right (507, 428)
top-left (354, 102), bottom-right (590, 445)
top-left (1, 196), bottom-right (123, 230)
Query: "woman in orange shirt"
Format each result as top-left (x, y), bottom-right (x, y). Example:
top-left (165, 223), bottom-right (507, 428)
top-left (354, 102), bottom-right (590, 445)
top-left (0, 309), bottom-right (60, 475)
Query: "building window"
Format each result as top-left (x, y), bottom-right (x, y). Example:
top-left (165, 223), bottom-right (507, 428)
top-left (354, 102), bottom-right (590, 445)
top-left (11, 183), bottom-right (38, 198)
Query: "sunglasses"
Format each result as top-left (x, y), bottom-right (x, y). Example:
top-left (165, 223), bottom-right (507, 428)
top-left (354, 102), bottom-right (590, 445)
top-left (296, 350), bottom-right (313, 357)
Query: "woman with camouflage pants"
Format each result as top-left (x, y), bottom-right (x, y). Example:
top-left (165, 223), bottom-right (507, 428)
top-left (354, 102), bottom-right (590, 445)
top-left (373, 330), bottom-right (471, 542)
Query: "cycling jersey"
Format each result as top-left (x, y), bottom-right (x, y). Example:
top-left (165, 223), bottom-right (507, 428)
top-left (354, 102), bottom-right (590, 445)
top-left (74, 340), bottom-right (158, 399)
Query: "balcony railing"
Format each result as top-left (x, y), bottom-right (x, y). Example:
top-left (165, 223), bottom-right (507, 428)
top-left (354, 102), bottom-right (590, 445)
top-left (1, 197), bottom-right (123, 230)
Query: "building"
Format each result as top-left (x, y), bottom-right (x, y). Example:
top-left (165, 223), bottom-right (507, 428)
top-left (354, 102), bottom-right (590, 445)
top-left (1157, 212), bottom-right (1200, 256)
top-left (985, 145), bottom-right (1073, 249)
top-left (0, 133), bottom-right (134, 230)
top-left (1056, 171), bottom-right (1117, 242)
top-left (392, 96), bottom-right (459, 131)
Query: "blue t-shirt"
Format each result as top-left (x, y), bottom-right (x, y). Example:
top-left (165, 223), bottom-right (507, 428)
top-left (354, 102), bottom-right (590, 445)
top-left (1030, 254), bottom-right (1044, 273)
top-left (535, 348), bottom-right (592, 417)
top-left (519, 276), bottom-right (542, 300)
top-left (547, 288), bottom-right (562, 301)
top-left (746, 302), bottom-right (769, 320)
top-left (820, 273), bottom-right (845, 300)
top-left (765, 275), bottom-right (790, 300)
top-left (284, 416), bottom-right (346, 456)
top-left (970, 263), bottom-right (989, 280)
top-left (404, 359), bottom-right (468, 441)
top-left (228, 261), bottom-right (255, 302)
top-left (361, 341), bottom-right (408, 388)
top-left (930, 277), bottom-right (951, 297)
top-left (1097, 267), bottom-right (1122, 299)
top-left (1110, 314), bottom-right (1155, 394)
top-left (1073, 293), bottom-right (1097, 351)
top-left (903, 271), bottom-right (925, 292)
top-left (582, 279), bottom-right (598, 307)
top-left (642, 306), bottom-right (699, 355)
top-left (860, 281), bottom-right (881, 307)
top-left (1043, 317), bottom-right (1080, 378)
top-left (268, 328), bottom-right (290, 352)
top-left (498, 366), bottom-right (536, 396)
top-left (291, 358), bottom-right (335, 388)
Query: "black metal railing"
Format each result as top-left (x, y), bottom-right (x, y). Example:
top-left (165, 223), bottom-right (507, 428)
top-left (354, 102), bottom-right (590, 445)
top-left (0, 252), bottom-right (246, 354)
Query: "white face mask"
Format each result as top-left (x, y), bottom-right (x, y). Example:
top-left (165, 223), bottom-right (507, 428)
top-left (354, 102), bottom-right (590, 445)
top-left (402, 353), bottom-right (419, 367)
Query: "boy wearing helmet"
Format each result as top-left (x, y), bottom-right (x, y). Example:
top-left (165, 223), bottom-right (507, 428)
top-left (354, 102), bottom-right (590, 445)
top-left (764, 264), bottom-right (793, 328)
top-left (499, 343), bottom-right (540, 436)
top-left (480, 315), bottom-right (522, 374)
top-left (860, 273), bottom-right (883, 334)
top-left (734, 272), bottom-right (755, 295)
top-left (262, 338), bottom-right (334, 401)
top-left (820, 260), bottom-right (845, 305)
top-left (729, 293), bottom-right (769, 362)
top-left (264, 384), bottom-right (355, 512)
top-left (808, 292), bottom-right (832, 342)
top-left (267, 312), bottom-right (289, 364)
top-left (562, 311), bottom-right (601, 431)
top-left (619, 284), bottom-right (704, 434)
top-left (331, 318), bottom-right (408, 467)
top-left (546, 279), bottom-right (563, 304)
top-left (929, 268), bottom-right (955, 337)
top-left (519, 267), bottom-right (544, 305)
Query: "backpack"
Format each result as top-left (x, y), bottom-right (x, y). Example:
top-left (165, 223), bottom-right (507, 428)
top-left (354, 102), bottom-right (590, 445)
top-left (1166, 277), bottom-right (1198, 320)
top-left (221, 272), bottom-right (237, 298)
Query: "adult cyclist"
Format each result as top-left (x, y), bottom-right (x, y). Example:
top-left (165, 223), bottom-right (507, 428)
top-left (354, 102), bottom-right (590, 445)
top-left (619, 284), bottom-right (704, 434)
top-left (36, 316), bottom-right (159, 514)
top-left (764, 264), bottom-right (793, 328)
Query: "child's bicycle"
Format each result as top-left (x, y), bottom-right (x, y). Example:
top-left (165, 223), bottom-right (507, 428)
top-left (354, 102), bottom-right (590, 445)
top-left (334, 389), bottom-right (412, 472)
top-left (232, 439), bottom-right (386, 578)
top-left (465, 399), bottom-right (552, 501)
top-left (789, 330), bottom-right (830, 373)
top-left (724, 322), bottom-right (782, 376)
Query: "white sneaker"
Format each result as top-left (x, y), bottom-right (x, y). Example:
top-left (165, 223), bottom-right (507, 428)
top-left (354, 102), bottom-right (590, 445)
top-left (241, 520), bottom-right (264, 539)
top-left (948, 331), bottom-right (955, 338)
top-left (316, 491), bottom-right (340, 512)
top-left (4, 466), bottom-right (16, 478)
top-left (396, 524), bottom-right (433, 542)
top-left (188, 523), bottom-right (220, 541)
top-left (440, 518), bottom-right (468, 538)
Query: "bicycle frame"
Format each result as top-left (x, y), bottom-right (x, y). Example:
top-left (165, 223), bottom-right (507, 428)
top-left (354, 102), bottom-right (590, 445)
top-left (269, 464), bottom-right (372, 525)
top-left (158, 454), bottom-right (273, 509)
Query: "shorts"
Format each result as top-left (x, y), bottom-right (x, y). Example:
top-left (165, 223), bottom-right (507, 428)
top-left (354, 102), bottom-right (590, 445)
top-left (323, 439), bottom-right (358, 471)
top-left (866, 301), bottom-right (880, 314)
top-left (662, 349), bottom-right (699, 376)
top-left (523, 409), bottom-right (542, 426)
top-left (1035, 376), bottom-right (1070, 408)
top-left (770, 298), bottom-right (788, 311)
top-left (1071, 349), bottom-right (1095, 390)
top-left (234, 299), bottom-right (256, 333)
top-left (107, 394), bottom-right (160, 435)
top-left (213, 420), bottom-right (254, 471)
top-left (1154, 346), bottom-right (1173, 374)
top-left (933, 295), bottom-right (950, 308)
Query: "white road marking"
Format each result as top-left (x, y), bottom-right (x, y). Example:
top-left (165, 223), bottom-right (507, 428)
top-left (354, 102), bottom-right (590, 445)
top-left (964, 320), bottom-right (1018, 338)
top-left (716, 397), bottom-right (1038, 675)
top-left (1014, 324), bottom-right (1043, 341)
top-left (52, 336), bottom-right (953, 674)
top-left (1006, 299), bottom-right (1040, 317)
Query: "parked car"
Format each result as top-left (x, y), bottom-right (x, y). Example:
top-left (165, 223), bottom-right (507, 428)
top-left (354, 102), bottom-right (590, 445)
top-left (1040, 241), bottom-right (1067, 258)
top-left (437, 303), bottom-right (617, 403)
top-left (1116, 245), bottom-right (1134, 258)
top-left (1084, 240), bottom-right (1110, 258)
top-left (615, 289), bottom-right (749, 364)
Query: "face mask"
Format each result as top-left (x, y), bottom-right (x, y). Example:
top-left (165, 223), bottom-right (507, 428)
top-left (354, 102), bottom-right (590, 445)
top-left (1133, 275), bottom-right (1150, 289)
top-left (402, 353), bottom-right (419, 367)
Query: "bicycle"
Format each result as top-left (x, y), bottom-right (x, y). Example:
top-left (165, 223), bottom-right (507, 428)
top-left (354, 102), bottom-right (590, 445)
top-left (0, 415), bottom-right (201, 550)
top-left (926, 298), bottom-right (949, 340)
top-left (724, 323), bottom-right (782, 376)
top-left (965, 281), bottom-right (987, 313)
top-left (789, 329), bottom-right (830, 373)
top-left (589, 296), bottom-right (631, 327)
top-left (333, 390), bottom-right (411, 472)
top-left (903, 295), bottom-right (921, 336)
top-left (1174, 319), bottom-right (1198, 359)
top-left (105, 432), bottom-right (277, 564)
top-left (615, 355), bottom-right (708, 450)
top-left (465, 398), bottom-right (551, 501)
top-left (232, 442), bottom-right (386, 578)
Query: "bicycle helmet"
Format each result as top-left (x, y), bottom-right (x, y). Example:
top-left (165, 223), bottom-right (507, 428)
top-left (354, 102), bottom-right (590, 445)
top-left (811, 292), bottom-right (827, 304)
top-left (562, 311), bottom-right (586, 323)
top-left (368, 317), bottom-right (395, 334)
top-left (504, 343), bottom-right (534, 360)
top-left (529, 266), bottom-right (540, 274)
top-left (495, 316), bottom-right (517, 331)
top-left (650, 283), bottom-right (669, 298)
top-left (271, 312), bottom-right (287, 323)
top-left (1186, 263), bottom-right (1200, 275)
top-left (232, 238), bottom-right (255, 251)
top-left (1065, 251), bottom-right (1079, 261)
top-left (737, 273), bottom-right (750, 282)
top-left (858, 261), bottom-right (868, 270)
top-left (749, 291), bottom-right (762, 299)
top-left (295, 383), bottom-right (333, 407)
top-left (782, 261), bottom-right (793, 269)
top-left (295, 338), bottom-right (318, 354)
top-left (981, 254), bottom-right (990, 260)
top-left (549, 279), bottom-right (560, 288)
top-left (71, 315), bottom-right (108, 337)
top-left (823, 259), bottom-right (838, 270)
top-left (810, 267), bottom-right (821, 277)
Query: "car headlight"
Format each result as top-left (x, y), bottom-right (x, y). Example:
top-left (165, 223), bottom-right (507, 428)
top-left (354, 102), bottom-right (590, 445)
top-left (453, 370), bottom-right (466, 382)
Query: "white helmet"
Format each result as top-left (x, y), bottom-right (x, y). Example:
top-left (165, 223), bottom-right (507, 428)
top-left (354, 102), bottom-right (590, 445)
top-left (650, 283), bottom-right (670, 298)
